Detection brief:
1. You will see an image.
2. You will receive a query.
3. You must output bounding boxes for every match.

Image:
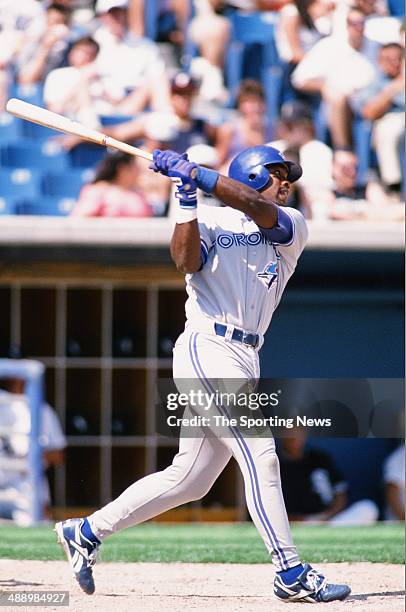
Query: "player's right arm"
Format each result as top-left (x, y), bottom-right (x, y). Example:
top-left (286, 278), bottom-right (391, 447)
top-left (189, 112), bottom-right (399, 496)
top-left (151, 150), bottom-right (202, 274)
top-left (170, 221), bottom-right (202, 274)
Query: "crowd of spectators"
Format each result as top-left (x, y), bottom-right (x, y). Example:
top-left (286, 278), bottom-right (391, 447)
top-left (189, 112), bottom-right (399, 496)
top-left (0, 0), bottom-right (404, 219)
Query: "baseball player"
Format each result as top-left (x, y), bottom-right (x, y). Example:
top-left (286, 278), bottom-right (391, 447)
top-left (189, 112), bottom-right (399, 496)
top-left (56, 145), bottom-right (351, 603)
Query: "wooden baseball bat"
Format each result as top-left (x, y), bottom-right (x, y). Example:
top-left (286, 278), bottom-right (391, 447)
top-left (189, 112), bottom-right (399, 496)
top-left (6, 98), bottom-right (153, 162)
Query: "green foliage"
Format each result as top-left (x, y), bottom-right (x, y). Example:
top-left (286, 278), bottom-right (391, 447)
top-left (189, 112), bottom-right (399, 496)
top-left (0, 523), bottom-right (403, 564)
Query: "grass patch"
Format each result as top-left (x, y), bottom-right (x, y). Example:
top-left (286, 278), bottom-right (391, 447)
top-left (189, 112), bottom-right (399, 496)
top-left (0, 523), bottom-right (403, 564)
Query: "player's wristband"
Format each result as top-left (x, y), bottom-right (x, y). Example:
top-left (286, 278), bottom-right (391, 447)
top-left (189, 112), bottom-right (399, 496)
top-left (195, 166), bottom-right (219, 194)
top-left (175, 207), bottom-right (198, 224)
top-left (175, 189), bottom-right (197, 209)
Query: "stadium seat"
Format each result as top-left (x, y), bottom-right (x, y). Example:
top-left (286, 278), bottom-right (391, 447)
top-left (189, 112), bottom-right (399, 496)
top-left (68, 143), bottom-right (106, 168)
top-left (0, 196), bottom-right (19, 215)
top-left (312, 100), bottom-right (330, 144)
top-left (21, 120), bottom-right (59, 140)
top-left (0, 168), bottom-right (41, 199)
top-left (99, 115), bottom-right (134, 126)
top-left (0, 141), bottom-right (69, 170)
top-left (387, 0), bottom-right (404, 15)
top-left (41, 168), bottom-right (94, 197)
top-left (225, 12), bottom-right (279, 106)
top-left (0, 113), bottom-right (22, 143)
top-left (17, 196), bottom-right (76, 216)
top-left (9, 83), bottom-right (44, 106)
top-left (262, 66), bottom-right (284, 124)
top-left (180, 1), bottom-right (197, 70)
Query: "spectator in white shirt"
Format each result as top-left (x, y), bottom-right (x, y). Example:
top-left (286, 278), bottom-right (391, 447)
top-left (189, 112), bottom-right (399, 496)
top-left (350, 42), bottom-right (405, 195)
top-left (0, 0), bottom-right (46, 107)
top-left (93, 0), bottom-right (170, 110)
top-left (44, 36), bottom-right (102, 128)
top-left (0, 378), bottom-right (66, 525)
top-left (291, 7), bottom-right (376, 149)
top-left (44, 35), bottom-right (148, 127)
top-left (17, 3), bottom-right (73, 85)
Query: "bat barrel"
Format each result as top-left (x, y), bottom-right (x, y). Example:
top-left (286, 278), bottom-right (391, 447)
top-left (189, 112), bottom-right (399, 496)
top-left (5, 98), bottom-right (153, 162)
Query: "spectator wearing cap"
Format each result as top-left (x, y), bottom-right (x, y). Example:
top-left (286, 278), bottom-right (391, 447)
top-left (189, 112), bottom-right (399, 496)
top-left (17, 3), bottom-right (73, 85)
top-left (101, 72), bottom-right (216, 154)
top-left (167, 72), bottom-right (217, 152)
top-left (135, 112), bottom-right (181, 216)
top-left (71, 151), bottom-right (152, 217)
top-left (216, 79), bottom-right (273, 170)
top-left (291, 7), bottom-right (376, 149)
top-left (93, 0), bottom-right (170, 110)
top-left (351, 42), bottom-right (404, 196)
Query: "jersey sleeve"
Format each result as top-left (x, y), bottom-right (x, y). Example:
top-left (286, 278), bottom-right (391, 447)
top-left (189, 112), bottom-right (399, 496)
top-left (268, 207), bottom-right (308, 270)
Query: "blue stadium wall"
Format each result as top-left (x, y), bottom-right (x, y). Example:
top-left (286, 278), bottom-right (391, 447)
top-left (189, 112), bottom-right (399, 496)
top-left (260, 250), bottom-right (404, 378)
top-left (259, 248), bottom-right (404, 514)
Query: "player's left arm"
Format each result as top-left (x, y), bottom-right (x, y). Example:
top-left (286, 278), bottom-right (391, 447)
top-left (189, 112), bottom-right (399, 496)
top-left (150, 149), bottom-right (280, 227)
top-left (214, 174), bottom-right (280, 228)
top-left (185, 161), bottom-right (303, 247)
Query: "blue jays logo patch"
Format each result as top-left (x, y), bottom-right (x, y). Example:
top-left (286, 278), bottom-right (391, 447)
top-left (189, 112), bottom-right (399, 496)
top-left (257, 260), bottom-right (279, 290)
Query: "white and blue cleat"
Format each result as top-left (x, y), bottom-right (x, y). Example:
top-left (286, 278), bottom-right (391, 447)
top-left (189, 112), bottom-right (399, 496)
top-left (274, 564), bottom-right (351, 603)
top-left (55, 518), bottom-right (100, 595)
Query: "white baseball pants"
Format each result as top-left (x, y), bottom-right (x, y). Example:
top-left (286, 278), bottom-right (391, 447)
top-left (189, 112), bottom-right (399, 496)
top-left (88, 328), bottom-right (300, 570)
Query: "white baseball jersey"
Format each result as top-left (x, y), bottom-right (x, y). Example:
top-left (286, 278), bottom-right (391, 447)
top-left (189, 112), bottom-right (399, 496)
top-left (184, 204), bottom-right (308, 339)
top-left (89, 204), bottom-right (307, 571)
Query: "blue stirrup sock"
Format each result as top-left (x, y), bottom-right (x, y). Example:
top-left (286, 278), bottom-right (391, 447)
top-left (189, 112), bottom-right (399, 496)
top-left (195, 166), bottom-right (219, 194)
top-left (81, 518), bottom-right (101, 545)
top-left (277, 563), bottom-right (305, 585)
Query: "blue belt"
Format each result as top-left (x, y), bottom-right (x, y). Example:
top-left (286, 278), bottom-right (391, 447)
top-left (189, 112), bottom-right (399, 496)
top-left (214, 323), bottom-right (259, 348)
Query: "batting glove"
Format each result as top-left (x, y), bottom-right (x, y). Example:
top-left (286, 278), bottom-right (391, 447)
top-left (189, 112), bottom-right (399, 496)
top-left (149, 149), bottom-right (186, 176)
top-left (168, 158), bottom-right (199, 209)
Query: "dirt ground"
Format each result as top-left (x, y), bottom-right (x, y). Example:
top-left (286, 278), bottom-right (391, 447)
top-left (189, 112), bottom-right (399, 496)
top-left (0, 560), bottom-right (404, 612)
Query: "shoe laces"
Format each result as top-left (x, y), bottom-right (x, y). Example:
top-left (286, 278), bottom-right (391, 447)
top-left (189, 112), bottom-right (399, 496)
top-left (305, 569), bottom-right (327, 594)
top-left (87, 543), bottom-right (99, 567)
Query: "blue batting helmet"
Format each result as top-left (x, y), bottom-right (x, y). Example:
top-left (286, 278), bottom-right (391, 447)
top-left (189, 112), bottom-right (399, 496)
top-left (228, 145), bottom-right (302, 191)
